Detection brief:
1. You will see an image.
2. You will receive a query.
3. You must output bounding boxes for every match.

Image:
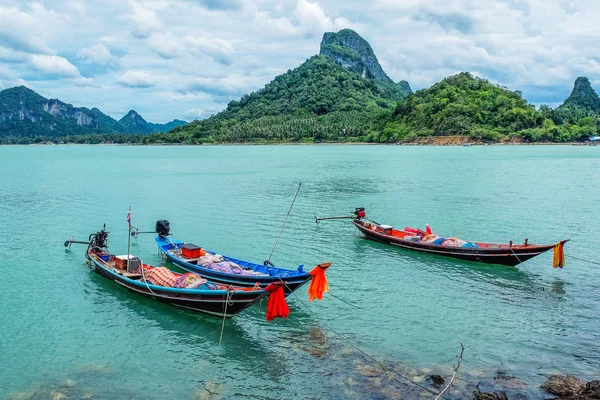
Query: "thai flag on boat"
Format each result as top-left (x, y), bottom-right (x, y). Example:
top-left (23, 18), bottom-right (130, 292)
top-left (126, 207), bottom-right (131, 226)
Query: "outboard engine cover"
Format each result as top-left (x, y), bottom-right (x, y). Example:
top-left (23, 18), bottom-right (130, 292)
top-left (155, 220), bottom-right (171, 238)
top-left (354, 207), bottom-right (366, 219)
top-left (89, 227), bottom-right (109, 251)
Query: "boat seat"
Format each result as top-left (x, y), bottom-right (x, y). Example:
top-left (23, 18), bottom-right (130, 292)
top-left (122, 272), bottom-right (142, 279)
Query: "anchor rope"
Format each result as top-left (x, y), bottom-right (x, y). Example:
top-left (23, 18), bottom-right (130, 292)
top-left (206, 287), bottom-right (232, 397)
top-left (267, 183), bottom-right (301, 263)
top-left (566, 255), bottom-right (600, 266)
top-left (277, 277), bottom-right (453, 400)
top-left (508, 245), bottom-right (524, 265)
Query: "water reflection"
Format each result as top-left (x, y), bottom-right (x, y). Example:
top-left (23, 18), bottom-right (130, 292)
top-left (551, 280), bottom-right (566, 295)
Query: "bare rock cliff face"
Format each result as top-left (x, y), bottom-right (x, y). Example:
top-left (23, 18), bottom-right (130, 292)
top-left (319, 29), bottom-right (411, 98)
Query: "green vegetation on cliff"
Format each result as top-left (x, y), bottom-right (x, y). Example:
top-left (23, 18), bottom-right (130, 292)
top-left (159, 55), bottom-right (399, 143)
top-left (368, 73), bottom-right (598, 143)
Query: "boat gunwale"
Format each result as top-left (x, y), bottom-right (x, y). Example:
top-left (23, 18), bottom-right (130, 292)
top-left (89, 252), bottom-right (267, 298)
top-left (156, 236), bottom-right (311, 283)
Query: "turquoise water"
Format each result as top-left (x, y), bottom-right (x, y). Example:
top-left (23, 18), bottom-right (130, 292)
top-left (1, 144), bottom-right (599, 399)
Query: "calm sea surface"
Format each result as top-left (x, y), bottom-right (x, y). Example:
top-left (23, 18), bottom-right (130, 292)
top-left (0, 144), bottom-right (599, 399)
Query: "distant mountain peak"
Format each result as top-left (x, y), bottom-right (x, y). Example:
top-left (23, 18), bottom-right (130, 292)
top-left (319, 29), bottom-right (411, 97)
top-left (122, 109), bottom-right (146, 122)
top-left (0, 86), bottom-right (185, 138)
top-left (560, 76), bottom-right (600, 112)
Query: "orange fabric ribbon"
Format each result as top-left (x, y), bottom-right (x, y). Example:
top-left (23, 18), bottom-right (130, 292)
top-left (265, 282), bottom-right (289, 321)
top-left (552, 242), bottom-right (565, 269)
top-left (307, 263), bottom-right (331, 302)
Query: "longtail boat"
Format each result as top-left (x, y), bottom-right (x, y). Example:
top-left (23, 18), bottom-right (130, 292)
top-left (153, 220), bottom-right (329, 294)
top-left (67, 227), bottom-right (271, 318)
top-left (318, 208), bottom-right (568, 267)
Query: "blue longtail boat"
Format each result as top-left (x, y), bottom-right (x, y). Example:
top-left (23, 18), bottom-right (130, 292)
top-left (153, 220), bottom-right (329, 294)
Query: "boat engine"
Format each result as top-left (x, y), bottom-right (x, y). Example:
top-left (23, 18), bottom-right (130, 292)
top-left (156, 220), bottom-right (171, 238)
top-left (89, 226), bottom-right (109, 251)
top-left (354, 207), bottom-right (366, 219)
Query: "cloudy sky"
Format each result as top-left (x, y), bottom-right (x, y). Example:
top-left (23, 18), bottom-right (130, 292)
top-left (0, 0), bottom-right (598, 123)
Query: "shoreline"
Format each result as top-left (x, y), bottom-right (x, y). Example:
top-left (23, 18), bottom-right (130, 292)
top-left (1, 141), bottom-right (595, 147)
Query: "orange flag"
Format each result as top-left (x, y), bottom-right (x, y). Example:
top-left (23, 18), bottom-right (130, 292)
top-left (552, 242), bottom-right (565, 269)
top-left (307, 263), bottom-right (332, 302)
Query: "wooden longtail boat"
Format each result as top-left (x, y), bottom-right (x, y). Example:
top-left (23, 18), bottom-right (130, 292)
top-left (77, 229), bottom-right (270, 318)
top-left (153, 218), bottom-right (326, 294)
top-left (316, 208), bottom-right (567, 267)
top-left (156, 235), bottom-right (317, 294)
top-left (352, 219), bottom-right (567, 267)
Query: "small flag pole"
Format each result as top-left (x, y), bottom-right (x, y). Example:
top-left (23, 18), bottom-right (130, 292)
top-left (127, 207), bottom-right (132, 271)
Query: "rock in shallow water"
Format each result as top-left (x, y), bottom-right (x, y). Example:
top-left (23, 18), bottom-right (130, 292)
top-left (429, 374), bottom-right (445, 386)
top-left (541, 375), bottom-right (586, 397)
top-left (580, 380), bottom-right (600, 399)
top-left (473, 390), bottom-right (508, 400)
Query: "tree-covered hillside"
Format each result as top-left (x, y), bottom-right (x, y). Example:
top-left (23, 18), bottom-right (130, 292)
top-left (367, 73), bottom-right (598, 143)
top-left (158, 55), bottom-right (401, 143)
top-left (552, 77), bottom-right (600, 124)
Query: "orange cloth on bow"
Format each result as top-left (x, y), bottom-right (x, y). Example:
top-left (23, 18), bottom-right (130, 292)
top-left (265, 282), bottom-right (289, 322)
top-left (307, 263), bottom-right (331, 302)
top-left (553, 242), bottom-right (565, 268)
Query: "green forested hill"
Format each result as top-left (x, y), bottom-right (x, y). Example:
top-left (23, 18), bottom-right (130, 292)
top-left (368, 73), bottom-right (599, 143)
top-left (149, 54), bottom-right (404, 143)
top-left (376, 72), bottom-right (540, 141)
top-left (553, 77), bottom-right (600, 124)
top-left (0, 86), bottom-right (186, 143)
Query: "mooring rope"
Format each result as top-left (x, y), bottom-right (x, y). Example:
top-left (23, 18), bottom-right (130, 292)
top-left (277, 278), bottom-right (452, 400)
top-left (267, 183), bottom-right (302, 263)
top-left (508, 245), bottom-right (523, 265)
top-left (566, 255), bottom-right (600, 266)
top-left (206, 287), bottom-right (232, 398)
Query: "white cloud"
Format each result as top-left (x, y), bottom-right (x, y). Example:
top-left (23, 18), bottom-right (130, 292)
top-left (294, 0), bottom-right (351, 35)
top-left (118, 70), bottom-right (156, 88)
top-left (30, 55), bottom-right (81, 78)
top-left (147, 32), bottom-right (234, 64)
top-left (77, 43), bottom-right (117, 65)
top-left (184, 107), bottom-right (216, 119)
top-left (253, 10), bottom-right (298, 36)
top-left (0, 2), bottom-right (63, 54)
top-left (129, 0), bottom-right (163, 39)
top-left (178, 74), bottom-right (263, 96)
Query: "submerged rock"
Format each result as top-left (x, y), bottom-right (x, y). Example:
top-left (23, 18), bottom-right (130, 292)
top-left (582, 380), bottom-right (600, 398)
top-left (473, 390), bottom-right (508, 400)
top-left (493, 371), bottom-right (528, 389)
top-left (429, 374), bottom-right (445, 386)
top-left (541, 375), bottom-right (585, 397)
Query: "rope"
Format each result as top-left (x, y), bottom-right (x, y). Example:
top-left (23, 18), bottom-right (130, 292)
top-left (205, 287), bottom-right (232, 398)
top-left (508, 245), bottom-right (523, 265)
top-left (328, 292), bottom-right (363, 309)
top-left (277, 278), bottom-right (451, 399)
top-left (267, 183), bottom-right (301, 263)
top-left (434, 343), bottom-right (464, 400)
top-left (139, 261), bottom-right (158, 296)
top-left (566, 255), bottom-right (600, 266)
